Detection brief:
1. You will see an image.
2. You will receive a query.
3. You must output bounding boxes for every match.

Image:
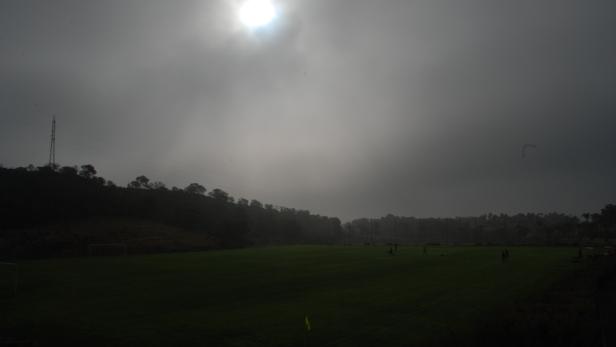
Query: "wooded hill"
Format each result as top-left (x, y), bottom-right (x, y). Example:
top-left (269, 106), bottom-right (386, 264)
top-left (0, 165), bottom-right (342, 258)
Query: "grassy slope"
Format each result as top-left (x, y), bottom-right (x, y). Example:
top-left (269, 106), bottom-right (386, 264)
top-left (2, 217), bottom-right (216, 258)
top-left (0, 246), bottom-right (580, 346)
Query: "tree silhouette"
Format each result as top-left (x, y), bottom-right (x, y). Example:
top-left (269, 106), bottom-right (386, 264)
top-left (237, 198), bottom-right (249, 206)
top-left (209, 188), bottom-right (233, 202)
top-left (582, 213), bottom-right (591, 223)
top-left (151, 181), bottom-right (167, 191)
top-left (79, 164), bottom-right (97, 179)
top-left (184, 183), bottom-right (206, 195)
top-left (59, 166), bottom-right (78, 176)
top-left (128, 175), bottom-right (151, 189)
top-left (596, 204), bottom-right (616, 243)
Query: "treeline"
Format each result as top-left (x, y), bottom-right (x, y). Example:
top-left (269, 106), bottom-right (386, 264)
top-left (343, 206), bottom-right (616, 246)
top-left (1, 163), bottom-right (614, 258)
top-left (0, 164), bottom-right (342, 257)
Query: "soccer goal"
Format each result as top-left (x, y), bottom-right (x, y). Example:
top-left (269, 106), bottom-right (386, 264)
top-left (87, 243), bottom-right (128, 257)
top-left (0, 262), bottom-right (18, 297)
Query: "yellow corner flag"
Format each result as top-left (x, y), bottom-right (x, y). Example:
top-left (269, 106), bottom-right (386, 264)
top-left (304, 315), bottom-right (312, 332)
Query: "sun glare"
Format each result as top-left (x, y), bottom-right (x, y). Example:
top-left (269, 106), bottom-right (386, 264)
top-left (239, 0), bottom-right (277, 29)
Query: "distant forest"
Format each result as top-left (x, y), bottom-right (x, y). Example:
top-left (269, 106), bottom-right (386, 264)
top-left (1, 164), bottom-right (614, 258)
top-left (344, 210), bottom-right (614, 246)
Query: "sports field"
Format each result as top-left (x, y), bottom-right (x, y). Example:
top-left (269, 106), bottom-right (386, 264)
top-left (0, 246), bottom-right (581, 346)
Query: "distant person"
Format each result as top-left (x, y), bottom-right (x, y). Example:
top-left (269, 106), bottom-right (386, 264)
top-left (501, 250), bottom-right (506, 263)
top-left (578, 246), bottom-right (583, 259)
top-left (388, 247), bottom-right (394, 256)
top-left (423, 245), bottom-right (427, 255)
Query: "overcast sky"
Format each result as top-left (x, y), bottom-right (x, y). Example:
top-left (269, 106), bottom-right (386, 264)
top-left (1, 0), bottom-right (615, 220)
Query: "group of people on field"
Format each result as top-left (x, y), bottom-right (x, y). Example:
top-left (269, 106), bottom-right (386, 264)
top-left (382, 244), bottom-right (514, 262)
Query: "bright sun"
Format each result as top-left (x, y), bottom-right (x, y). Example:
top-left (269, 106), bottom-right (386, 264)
top-left (238, 0), bottom-right (277, 29)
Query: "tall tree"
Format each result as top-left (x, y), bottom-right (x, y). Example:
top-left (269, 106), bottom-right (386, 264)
top-left (128, 175), bottom-right (151, 189)
top-left (79, 164), bottom-right (97, 179)
top-left (184, 183), bottom-right (206, 195)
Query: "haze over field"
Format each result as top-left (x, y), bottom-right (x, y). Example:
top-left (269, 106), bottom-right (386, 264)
top-left (1, 0), bottom-right (615, 220)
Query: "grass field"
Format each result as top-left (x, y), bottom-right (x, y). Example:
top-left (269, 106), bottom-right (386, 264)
top-left (0, 246), bottom-right (583, 346)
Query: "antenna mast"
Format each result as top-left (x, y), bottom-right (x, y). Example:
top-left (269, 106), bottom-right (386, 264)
top-left (48, 115), bottom-right (56, 167)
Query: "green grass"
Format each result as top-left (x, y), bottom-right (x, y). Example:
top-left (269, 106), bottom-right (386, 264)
top-left (0, 246), bottom-right (582, 346)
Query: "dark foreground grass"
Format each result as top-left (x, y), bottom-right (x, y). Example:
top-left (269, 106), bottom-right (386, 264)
top-left (0, 246), bottom-right (583, 346)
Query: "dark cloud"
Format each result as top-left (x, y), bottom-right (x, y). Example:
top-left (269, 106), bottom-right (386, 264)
top-left (1, 0), bottom-right (615, 220)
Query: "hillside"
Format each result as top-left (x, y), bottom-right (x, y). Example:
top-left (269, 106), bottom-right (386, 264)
top-left (0, 165), bottom-right (342, 259)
